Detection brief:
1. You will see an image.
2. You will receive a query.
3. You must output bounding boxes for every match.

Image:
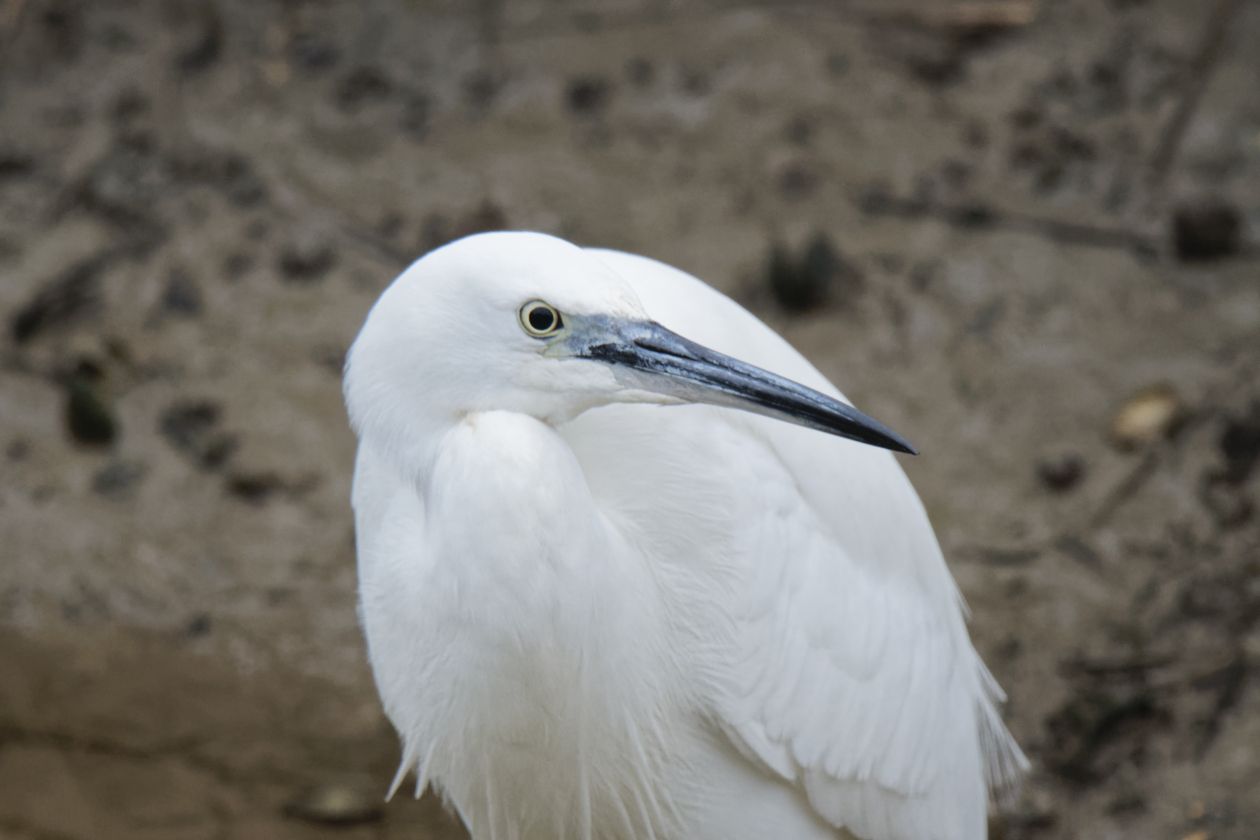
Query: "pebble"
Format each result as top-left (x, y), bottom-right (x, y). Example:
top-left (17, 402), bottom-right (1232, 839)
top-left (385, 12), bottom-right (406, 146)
top-left (766, 233), bottom-right (863, 313)
top-left (159, 400), bottom-right (237, 470)
top-left (284, 785), bottom-right (383, 826)
top-left (225, 470), bottom-right (285, 505)
top-left (1110, 384), bottom-right (1183, 450)
top-left (64, 378), bottom-right (117, 447)
top-left (11, 256), bottom-right (105, 343)
top-left (185, 613), bottom-right (213, 638)
top-left (1037, 451), bottom-right (1085, 492)
top-left (92, 460), bottom-right (146, 498)
top-left (1173, 198), bottom-right (1241, 261)
top-left (277, 232), bottom-right (336, 283)
top-left (566, 76), bottom-right (611, 115)
top-left (1218, 402), bottom-right (1260, 484)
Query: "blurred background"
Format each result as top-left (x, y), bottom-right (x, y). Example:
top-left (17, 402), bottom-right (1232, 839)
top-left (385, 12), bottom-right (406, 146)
top-left (1, 0), bottom-right (1258, 838)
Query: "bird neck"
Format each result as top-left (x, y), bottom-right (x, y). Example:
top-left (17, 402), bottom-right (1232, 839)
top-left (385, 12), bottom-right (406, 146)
top-left (367, 411), bottom-right (696, 838)
top-left (422, 410), bottom-right (608, 580)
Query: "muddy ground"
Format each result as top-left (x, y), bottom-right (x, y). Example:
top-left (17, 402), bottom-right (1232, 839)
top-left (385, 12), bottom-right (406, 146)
top-left (1, 0), bottom-right (1259, 838)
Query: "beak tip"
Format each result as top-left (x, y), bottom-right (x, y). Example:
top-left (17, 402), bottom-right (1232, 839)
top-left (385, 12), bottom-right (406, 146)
top-left (864, 419), bottom-right (917, 456)
top-left (883, 433), bottom-right (918, 456)
top-left (860, 417), bottom-right (917, 457)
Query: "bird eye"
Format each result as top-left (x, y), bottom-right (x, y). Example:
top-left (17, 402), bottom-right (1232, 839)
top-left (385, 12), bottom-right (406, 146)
top-left (519, 301), bottom-right (563, 337)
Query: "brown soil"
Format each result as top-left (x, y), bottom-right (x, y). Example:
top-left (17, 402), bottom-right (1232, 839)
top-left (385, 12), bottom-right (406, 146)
top-left (2, 1), bottom-right (1259, 838)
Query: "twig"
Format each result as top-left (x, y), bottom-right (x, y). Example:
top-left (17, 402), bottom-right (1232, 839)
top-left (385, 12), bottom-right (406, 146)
top-left (1088, 450), bottom-right (1159, 530)
top-left (868, 1), bottom-right (1038, 31)
top-left (857, 189), bottom-right (1159, 255)
top-left (1147, 0), bottom-right (1245, 190)
top-left (1062, 652), bottom-right (1178, 677)
top-left (959, 543), bottom-right (1041, 566)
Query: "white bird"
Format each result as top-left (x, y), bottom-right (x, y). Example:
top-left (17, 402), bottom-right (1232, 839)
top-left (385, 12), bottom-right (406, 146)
top-left (343, 231), bottom-right (1026, 840)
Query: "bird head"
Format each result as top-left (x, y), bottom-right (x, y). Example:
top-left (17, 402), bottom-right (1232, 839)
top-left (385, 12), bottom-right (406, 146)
top-left (344, 231), bottom-right (914, 465)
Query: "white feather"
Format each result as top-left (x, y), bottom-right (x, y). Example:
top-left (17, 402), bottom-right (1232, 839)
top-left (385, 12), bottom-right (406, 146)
top-left (345, 232), bottom-right (1026, 840)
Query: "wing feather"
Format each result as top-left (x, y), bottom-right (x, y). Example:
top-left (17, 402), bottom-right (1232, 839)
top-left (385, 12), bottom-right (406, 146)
top-left (580, 249), bottom-right (1026, 840)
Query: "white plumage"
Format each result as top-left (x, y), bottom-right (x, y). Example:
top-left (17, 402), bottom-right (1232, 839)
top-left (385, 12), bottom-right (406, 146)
top-left (343, 232), bottom-right (1026, 840)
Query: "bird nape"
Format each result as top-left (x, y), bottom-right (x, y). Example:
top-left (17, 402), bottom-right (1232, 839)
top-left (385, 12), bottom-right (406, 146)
top-left (343, 231), bottom-right (1027, 840)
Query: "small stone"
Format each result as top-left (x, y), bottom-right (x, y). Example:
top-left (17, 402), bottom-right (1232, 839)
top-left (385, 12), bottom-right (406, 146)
top-left (566, 76), bottom-right (610, 115)
top-left (1218, 401), bottom-right (1260, 484)
top-left (766, 233), bottom-right (863, 313)
top-left (951, 202), bottom-right (995, 228)
top-left (1037, 451), bottom-right (1085, 492)
top-left (64, 378), bottom-right (117, 447)
top-left (11, 256), bottom-right (105, 343)
top-left (226, 470), bottom-right (285, 505)
top-left (185, 613), bottom-right (212, 638)
top-left (800, 235), bottom-right (845, 291)
top-left (0, 150), bottom-right (35, 181)
top-left (92, 459), bottom-right (146, 498)
top-left (1173, 198), bottom-right (1242, 261)
top-left (284, 785), bottom-right (383, 826)
top-left (159, 400), bottom-right (237, 470)
top-left (1110, 384), bottom-right (1184, 450)
top-left (277, 233), bottom-right (335, 283)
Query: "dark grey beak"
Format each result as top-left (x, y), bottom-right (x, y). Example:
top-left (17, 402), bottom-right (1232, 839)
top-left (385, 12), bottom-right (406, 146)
top-left (577, 320), bottom-right (917, 455)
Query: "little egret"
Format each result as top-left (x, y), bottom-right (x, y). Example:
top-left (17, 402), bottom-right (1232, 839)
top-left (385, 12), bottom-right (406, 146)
top-left (343, 231), bottom-right (1026, 840)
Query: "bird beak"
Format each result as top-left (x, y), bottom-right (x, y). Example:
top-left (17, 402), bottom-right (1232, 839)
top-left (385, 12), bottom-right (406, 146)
top-left (575, 319), bottom-right (917, 455)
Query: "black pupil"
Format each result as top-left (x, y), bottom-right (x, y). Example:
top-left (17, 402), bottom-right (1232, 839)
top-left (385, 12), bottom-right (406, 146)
top-left (528, 307), bottom-right (556, 332)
